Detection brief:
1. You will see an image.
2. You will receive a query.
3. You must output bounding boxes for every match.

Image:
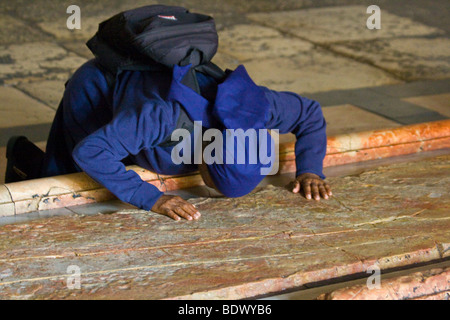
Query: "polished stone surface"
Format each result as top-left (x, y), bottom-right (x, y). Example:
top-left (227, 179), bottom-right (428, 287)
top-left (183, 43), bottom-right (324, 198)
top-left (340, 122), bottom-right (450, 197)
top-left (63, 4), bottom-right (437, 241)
top-left (317, 267), bottom-right (450, 300)
top-left (0, 153), bottom-right (448, 299)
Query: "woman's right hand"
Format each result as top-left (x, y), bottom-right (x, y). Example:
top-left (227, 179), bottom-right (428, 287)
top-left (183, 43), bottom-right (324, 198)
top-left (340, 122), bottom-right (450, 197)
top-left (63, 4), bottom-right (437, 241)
top-left (151, 195), bottom-right (201, 221)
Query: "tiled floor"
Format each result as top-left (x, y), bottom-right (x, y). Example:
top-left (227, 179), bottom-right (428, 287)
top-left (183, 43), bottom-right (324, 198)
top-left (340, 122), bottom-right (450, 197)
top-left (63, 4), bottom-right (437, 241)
top-left (403, 93), bottom-right (450, 118)
top-left (247, 5), bottom-right (444, 43)
top-left (0, 1), bottom-right (449, 185)
top-left (0, 87), bottom-right (55, 128)
top-left (322, 104), bottom-right (401, 137)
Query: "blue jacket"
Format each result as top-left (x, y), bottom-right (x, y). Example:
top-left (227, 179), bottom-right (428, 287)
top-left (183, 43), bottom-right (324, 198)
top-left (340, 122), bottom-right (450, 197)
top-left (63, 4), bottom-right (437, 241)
top-left (43, 59), bottom-right (327, 210)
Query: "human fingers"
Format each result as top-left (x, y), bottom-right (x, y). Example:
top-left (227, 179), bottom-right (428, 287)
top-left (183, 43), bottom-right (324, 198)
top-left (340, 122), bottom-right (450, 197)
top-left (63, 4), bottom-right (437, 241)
top-left (291, 180), bottom-right (301, 193)
top-left (169, 197), bottom-right (200, 221)
top-left (173, 206), bottom-right (195, 221)
top-left (151, 195), bottom-right (198, 221)
top-left (301, 180), bottom-right (312, 200)
top-left (324, 183), bottom-right (333, 197)
top-left (318, 183), bottom-right (329, 200)
top-left (311, 181), bottom-right (321, 201)
top-left (181, 202), bottom-right (201, 220)
top-left (165, 209), bottom-right (181, 221)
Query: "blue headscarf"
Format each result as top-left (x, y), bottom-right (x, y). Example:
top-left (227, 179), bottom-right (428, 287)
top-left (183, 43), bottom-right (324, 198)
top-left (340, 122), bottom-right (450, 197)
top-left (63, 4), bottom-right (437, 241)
top-left (167, 64), bottom-right (276, 197)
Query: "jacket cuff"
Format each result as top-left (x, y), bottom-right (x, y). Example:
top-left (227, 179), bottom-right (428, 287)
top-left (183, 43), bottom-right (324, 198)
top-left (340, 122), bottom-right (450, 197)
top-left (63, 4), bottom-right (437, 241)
top-left (296, 169), bottom-right (326, 180)
top-left (129, 181), bottom-right (164, 211)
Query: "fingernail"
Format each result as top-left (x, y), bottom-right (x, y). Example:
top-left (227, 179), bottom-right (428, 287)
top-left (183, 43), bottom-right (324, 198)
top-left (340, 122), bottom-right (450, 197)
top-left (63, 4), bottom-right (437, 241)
top-left (306, 194), bottom-right (311, 199)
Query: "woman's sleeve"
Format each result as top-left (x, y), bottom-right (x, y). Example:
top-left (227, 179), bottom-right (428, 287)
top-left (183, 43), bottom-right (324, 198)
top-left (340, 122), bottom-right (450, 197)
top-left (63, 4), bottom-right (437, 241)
top-left (264, 89), bottom-right (327, 179)
top-left (72, 102), bottom-right (176, 210)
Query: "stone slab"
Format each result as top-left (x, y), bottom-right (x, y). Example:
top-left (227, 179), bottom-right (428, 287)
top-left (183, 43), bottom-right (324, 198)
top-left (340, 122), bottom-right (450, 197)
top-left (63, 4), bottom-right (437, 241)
top-left (313, 88), bottom-right (447, 125)
top-left (218, 24), bottom-right (313, 62)
top-left (317, 267), bottom-right (450, 300)
top-left (16, 80), bottom-right (66, 110)
top-left (0, 86), bottom-right (55, 128)
top-left (0, 185), bottom-right (13, 217)
top-left (61, 41), bottom-right (94, 59)
top-left (0, 124), bottom-right (51, 147)
top-left (303, 79), bottom-right (450, 108)
top-left (322, 104), bottom-right (401, 136)
top-left (242, 49), bottom-right (400, 93)
top-left (330, 37), bottom-right (450, 81)
top-left (367, 79), bottom-right (450, 99)
top-left (0, 154), bottom-right (448, 299)
top-left (0, 42), bottom-right (87, 83)
top-left (403, 94), bottom-right (450, 118)
top-left (247, 6), bottom-right (444, 43)
top-left (0, 14), bottom-right (50, 45)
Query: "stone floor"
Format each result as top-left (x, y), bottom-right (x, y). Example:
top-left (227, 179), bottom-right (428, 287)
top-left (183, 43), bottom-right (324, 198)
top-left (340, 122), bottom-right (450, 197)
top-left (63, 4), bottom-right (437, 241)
top-left (0, 151), bottom-right (448, 299)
